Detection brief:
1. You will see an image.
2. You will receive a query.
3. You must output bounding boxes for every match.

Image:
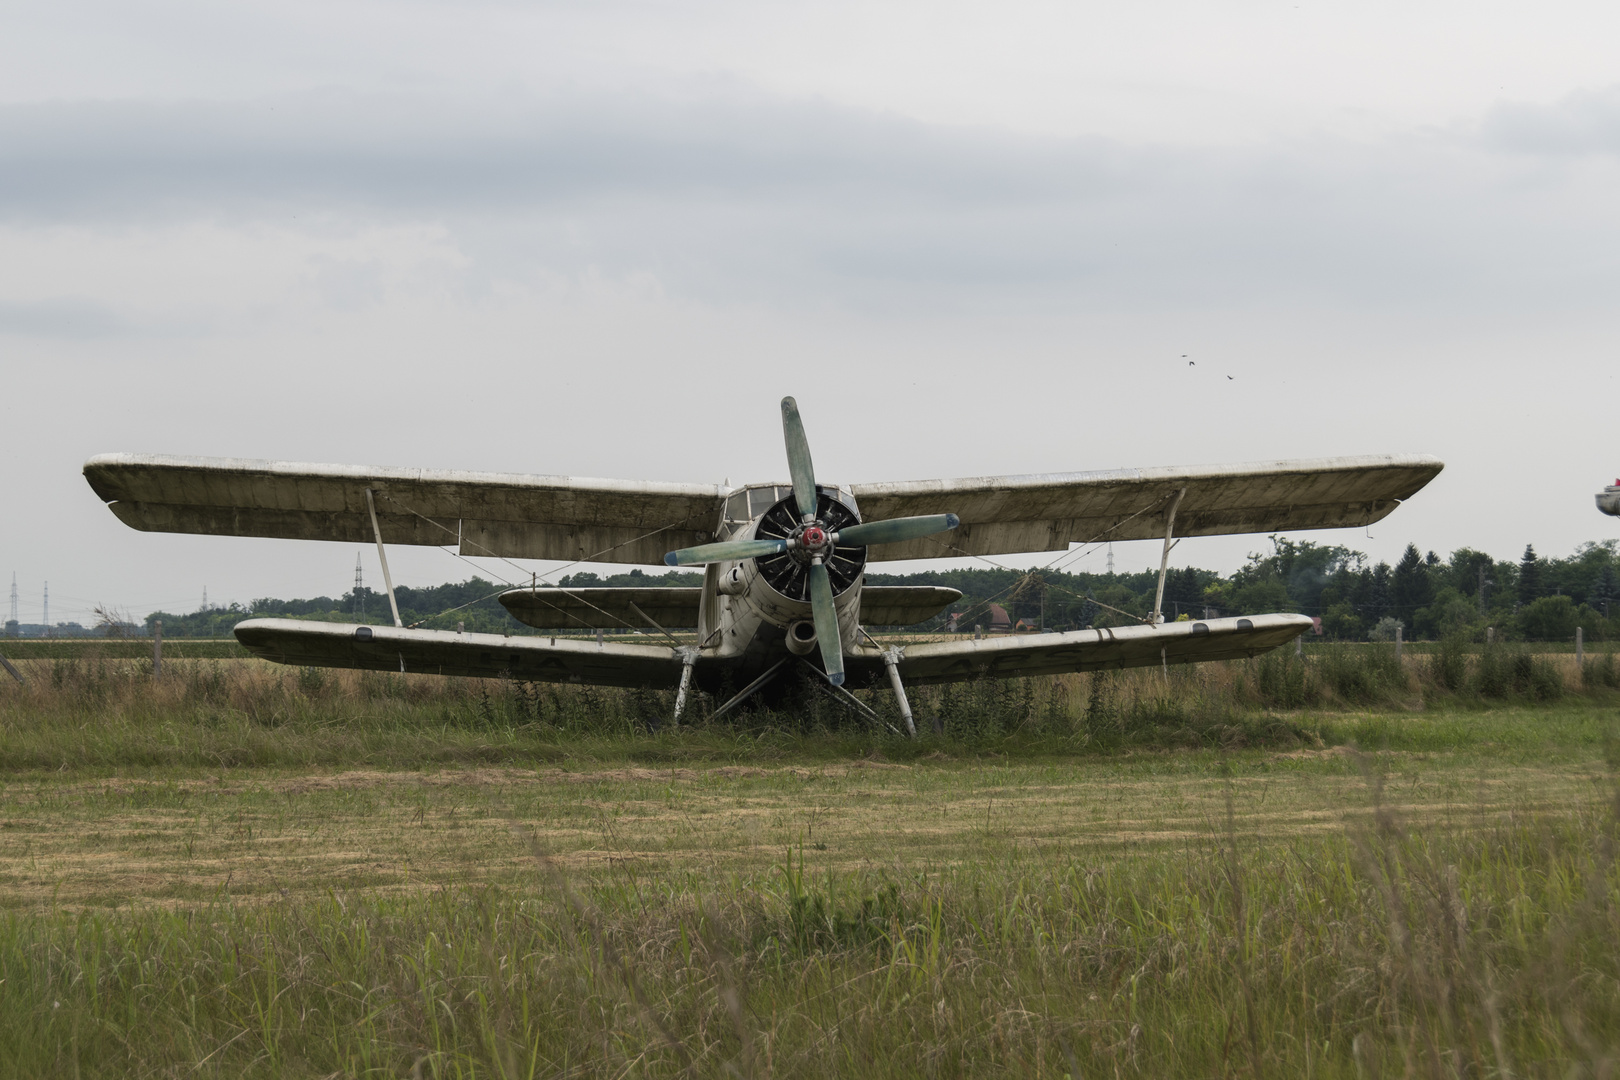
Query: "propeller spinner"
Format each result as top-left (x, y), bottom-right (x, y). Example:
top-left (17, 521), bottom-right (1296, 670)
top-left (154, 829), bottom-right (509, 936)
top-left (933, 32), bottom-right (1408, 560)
top-left (664, 397), bottom-right (960, 686)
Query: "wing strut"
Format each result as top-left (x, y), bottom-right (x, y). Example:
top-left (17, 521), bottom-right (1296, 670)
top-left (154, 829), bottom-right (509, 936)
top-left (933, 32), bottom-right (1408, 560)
top-left (364, 488), bottom-right (403, 629)
top-left (1150, 488), bottom-right (1186, 626)
top-left (881, 647), bottom-right (917, 738)
top-left (671, 646), bottom-right (700, 725)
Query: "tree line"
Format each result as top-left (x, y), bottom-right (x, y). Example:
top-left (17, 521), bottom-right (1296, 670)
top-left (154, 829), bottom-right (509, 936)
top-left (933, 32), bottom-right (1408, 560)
top-left (129, 538), bottom-right (1620, 642)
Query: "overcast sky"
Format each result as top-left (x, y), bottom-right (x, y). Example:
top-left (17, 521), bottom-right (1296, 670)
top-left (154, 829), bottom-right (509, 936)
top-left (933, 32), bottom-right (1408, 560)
top-left (5, 0), bottom-right (1620, 625)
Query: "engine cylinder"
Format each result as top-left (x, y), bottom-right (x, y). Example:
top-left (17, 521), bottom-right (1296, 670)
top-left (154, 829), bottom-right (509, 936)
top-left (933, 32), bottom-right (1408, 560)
top-left (716, 565), bottom-right (746, 595)
top-left (785, 619), bottom-right (818, 656)
top-left (752, 491), bottom-right (867, 603)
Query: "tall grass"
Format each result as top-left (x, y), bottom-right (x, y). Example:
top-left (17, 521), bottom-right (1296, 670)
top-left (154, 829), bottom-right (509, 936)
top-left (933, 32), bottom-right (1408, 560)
top-left (1, 648), bottom-right (1616, 773)
top-left (1, 769), bottom-right (1616, 1076)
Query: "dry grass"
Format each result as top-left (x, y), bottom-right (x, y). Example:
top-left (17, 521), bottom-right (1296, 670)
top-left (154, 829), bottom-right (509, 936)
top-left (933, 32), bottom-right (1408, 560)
top-left (1, 656), bottom-right (1619, 1075)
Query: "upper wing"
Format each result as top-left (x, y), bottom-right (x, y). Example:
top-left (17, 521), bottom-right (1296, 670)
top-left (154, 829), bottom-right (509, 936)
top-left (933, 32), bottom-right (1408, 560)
top-left (235, 618), bottom-right (689, 686)
top-left (846, 613), bottom-right (1313, 686)
top-left (84, 454), bottom-right (725, 565)
top-left (849, 455), bottom-right (1443, 560)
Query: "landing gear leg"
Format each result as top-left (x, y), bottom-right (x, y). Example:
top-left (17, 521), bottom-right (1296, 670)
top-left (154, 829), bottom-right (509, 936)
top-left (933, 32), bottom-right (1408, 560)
top-left (671, 647), bottom-right (699, 726)
top-left (882, 647), bottom-right (917, 738)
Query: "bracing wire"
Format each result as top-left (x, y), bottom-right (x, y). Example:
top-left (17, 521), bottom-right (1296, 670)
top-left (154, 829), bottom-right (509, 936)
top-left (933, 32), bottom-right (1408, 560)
top-left (374, 490), bottom-right (687, 634)
top-left (917, 490), bottom-right (1181, 628)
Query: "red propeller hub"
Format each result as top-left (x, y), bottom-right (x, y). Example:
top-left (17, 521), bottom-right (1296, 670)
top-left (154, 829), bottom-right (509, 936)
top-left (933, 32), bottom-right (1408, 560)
top-left (799, 525), bottom-right (828, 550)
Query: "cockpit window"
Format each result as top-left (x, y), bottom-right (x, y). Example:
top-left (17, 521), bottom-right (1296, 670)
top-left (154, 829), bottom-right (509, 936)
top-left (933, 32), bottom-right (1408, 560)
top-left (722, 483), bottom-right (856, 528)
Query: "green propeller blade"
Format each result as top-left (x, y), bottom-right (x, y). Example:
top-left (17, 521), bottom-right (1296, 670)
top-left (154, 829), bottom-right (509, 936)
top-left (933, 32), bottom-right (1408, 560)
top-left (781, 397), bottom-right (819, 521)
top-left (664, 538), bottom-right (787, 567)
top-left (836, 513), bottom-right (960, 548)
top-left (808, 560), bottom-right (844, 686)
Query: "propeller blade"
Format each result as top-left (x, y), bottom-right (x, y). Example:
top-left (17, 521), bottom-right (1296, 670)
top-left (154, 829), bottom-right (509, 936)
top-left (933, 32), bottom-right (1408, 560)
top-left (808, 560), bottom-right (844, 686)
top-left (663, 537), bottom-right (787, 566)
top-left (836, 513), bottom-right (960, 548)
top-left (781, 397), bottom-right (819, 520)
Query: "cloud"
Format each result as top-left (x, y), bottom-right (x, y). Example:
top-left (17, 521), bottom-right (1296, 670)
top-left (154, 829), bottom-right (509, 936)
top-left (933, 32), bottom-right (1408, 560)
top-left (1481, 86), bottom-right (1620, 156)
top-left (0, 297), bottom-right (127, 337)
top-left (1, 85), bottom-right (1617, 313)
top-left (0, 89), bottom-right (1130, 212)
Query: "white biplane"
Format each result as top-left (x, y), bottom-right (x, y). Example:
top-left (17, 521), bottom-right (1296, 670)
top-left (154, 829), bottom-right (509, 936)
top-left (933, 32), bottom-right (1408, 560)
top-left (84, 397), bottom-right (1442, 733)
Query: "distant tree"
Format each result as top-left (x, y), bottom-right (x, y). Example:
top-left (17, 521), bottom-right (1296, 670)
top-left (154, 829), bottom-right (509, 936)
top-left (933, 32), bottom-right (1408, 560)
top-left (1518, 544), bottom-right (1542, 605)
top-left (1229, 579), bottom-right (1290, 615)
top-left (1366, 562), bottom-right (1392, 624)
top-left (1562, 540), bottom-right (1620, 608)
top-left (1390, 543), bottom-right (1434, 633)
top-left (1424, 588), bottom-right (1485, 640)
top-left (1228, 536), bottom-right (1358, 616)
top-left (1589, 565), bottom-right (1620, 618)
top-left (1321, 602), bottom-right (1362, 640)
top-left (1447, 548), bottom-right (1496, 613)
top-left (1161, 566), bottom-right (1205, 618)
top-left (1518, 595), bottom-right (1577, 642)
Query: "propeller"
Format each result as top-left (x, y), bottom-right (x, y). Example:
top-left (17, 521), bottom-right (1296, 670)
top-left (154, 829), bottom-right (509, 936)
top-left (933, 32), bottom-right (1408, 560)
top-left (665, 396), bottom-right (961, 687)
top-left (664, 537), bottom-right (786, 567)
top-left (835, 514), bottom-right (959, 547)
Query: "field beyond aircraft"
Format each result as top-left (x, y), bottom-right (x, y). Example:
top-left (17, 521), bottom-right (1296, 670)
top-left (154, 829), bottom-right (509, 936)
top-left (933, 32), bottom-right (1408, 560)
top-left (84, 397), bottom-right (1442, 733)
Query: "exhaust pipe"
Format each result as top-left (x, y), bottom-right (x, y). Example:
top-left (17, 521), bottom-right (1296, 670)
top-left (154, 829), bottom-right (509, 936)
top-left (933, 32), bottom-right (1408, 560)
top-left (785, 619), bottom-right (818, 656)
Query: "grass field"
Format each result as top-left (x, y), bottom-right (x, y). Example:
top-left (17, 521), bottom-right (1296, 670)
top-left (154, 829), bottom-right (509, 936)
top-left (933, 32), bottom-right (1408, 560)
top-left (0, 653), bottom-right (1617, 1076)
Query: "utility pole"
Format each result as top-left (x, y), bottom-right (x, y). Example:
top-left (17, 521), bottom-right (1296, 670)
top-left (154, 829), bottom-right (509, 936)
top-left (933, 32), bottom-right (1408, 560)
top-left (353, 553), bottom-right (365, 622)
top-left (1106, 543), bottom-right (1115, 576)
top-left (7, 573), bottom-right (16, 635)
top-left (42, 582), bottom-right (48, 637)
top-left (1477, 565), bottom-right (1492, 618)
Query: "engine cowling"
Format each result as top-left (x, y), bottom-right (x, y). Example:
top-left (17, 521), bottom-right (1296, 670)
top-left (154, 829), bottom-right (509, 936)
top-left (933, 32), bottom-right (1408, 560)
top-left (750, 490), bottom-right (867, 603)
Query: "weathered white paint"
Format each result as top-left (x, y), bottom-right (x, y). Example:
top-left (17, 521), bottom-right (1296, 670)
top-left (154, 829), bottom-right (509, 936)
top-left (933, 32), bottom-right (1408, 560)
top-left (84, 453), bottom-right (726, 565)
top-left (850, 454), bottom-right (1445, 560)
top-left (85, 452), bottom-right (1443, 565)
top-left (876, 613), bottom-right (1314, 685)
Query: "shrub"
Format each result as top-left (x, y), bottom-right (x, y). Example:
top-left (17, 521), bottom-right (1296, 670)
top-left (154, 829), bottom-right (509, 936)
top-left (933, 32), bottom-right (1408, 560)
top-left (1584, 651), bottom-right (1620, 689)
top-left (1474, 643), bottom-right (1565, 700)
top-left (1428, 634), bottom-right (1470, 692)
top-left (1518, 595), bottom-right (1578, 642)
top-left (1368, 617), bottom-right (1404, 642)
top-left (1253, 650), bottom-right (1319, 708)
top-left (1317, 644), bottom-right (1407, 704)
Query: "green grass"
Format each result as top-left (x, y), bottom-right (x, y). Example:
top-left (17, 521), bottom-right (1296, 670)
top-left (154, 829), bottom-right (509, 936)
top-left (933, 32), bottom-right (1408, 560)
top-left (0, 656), bottom-right (1618, 1075)
top-left (1, 645), bottom-right (1616, 775)
top-left (0, 638), bottom-right (251, 660)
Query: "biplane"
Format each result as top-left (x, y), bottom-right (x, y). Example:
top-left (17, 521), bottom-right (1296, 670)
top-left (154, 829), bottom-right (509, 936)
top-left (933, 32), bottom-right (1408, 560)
top-left (84, 397), bottom-right (1442, 733)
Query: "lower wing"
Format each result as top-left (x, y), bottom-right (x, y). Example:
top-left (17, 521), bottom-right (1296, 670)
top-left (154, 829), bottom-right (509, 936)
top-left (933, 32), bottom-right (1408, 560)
top-left (234, 619), bottom-right (688, 687)
top-left (855, 614), bottom-right (1313, 685)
